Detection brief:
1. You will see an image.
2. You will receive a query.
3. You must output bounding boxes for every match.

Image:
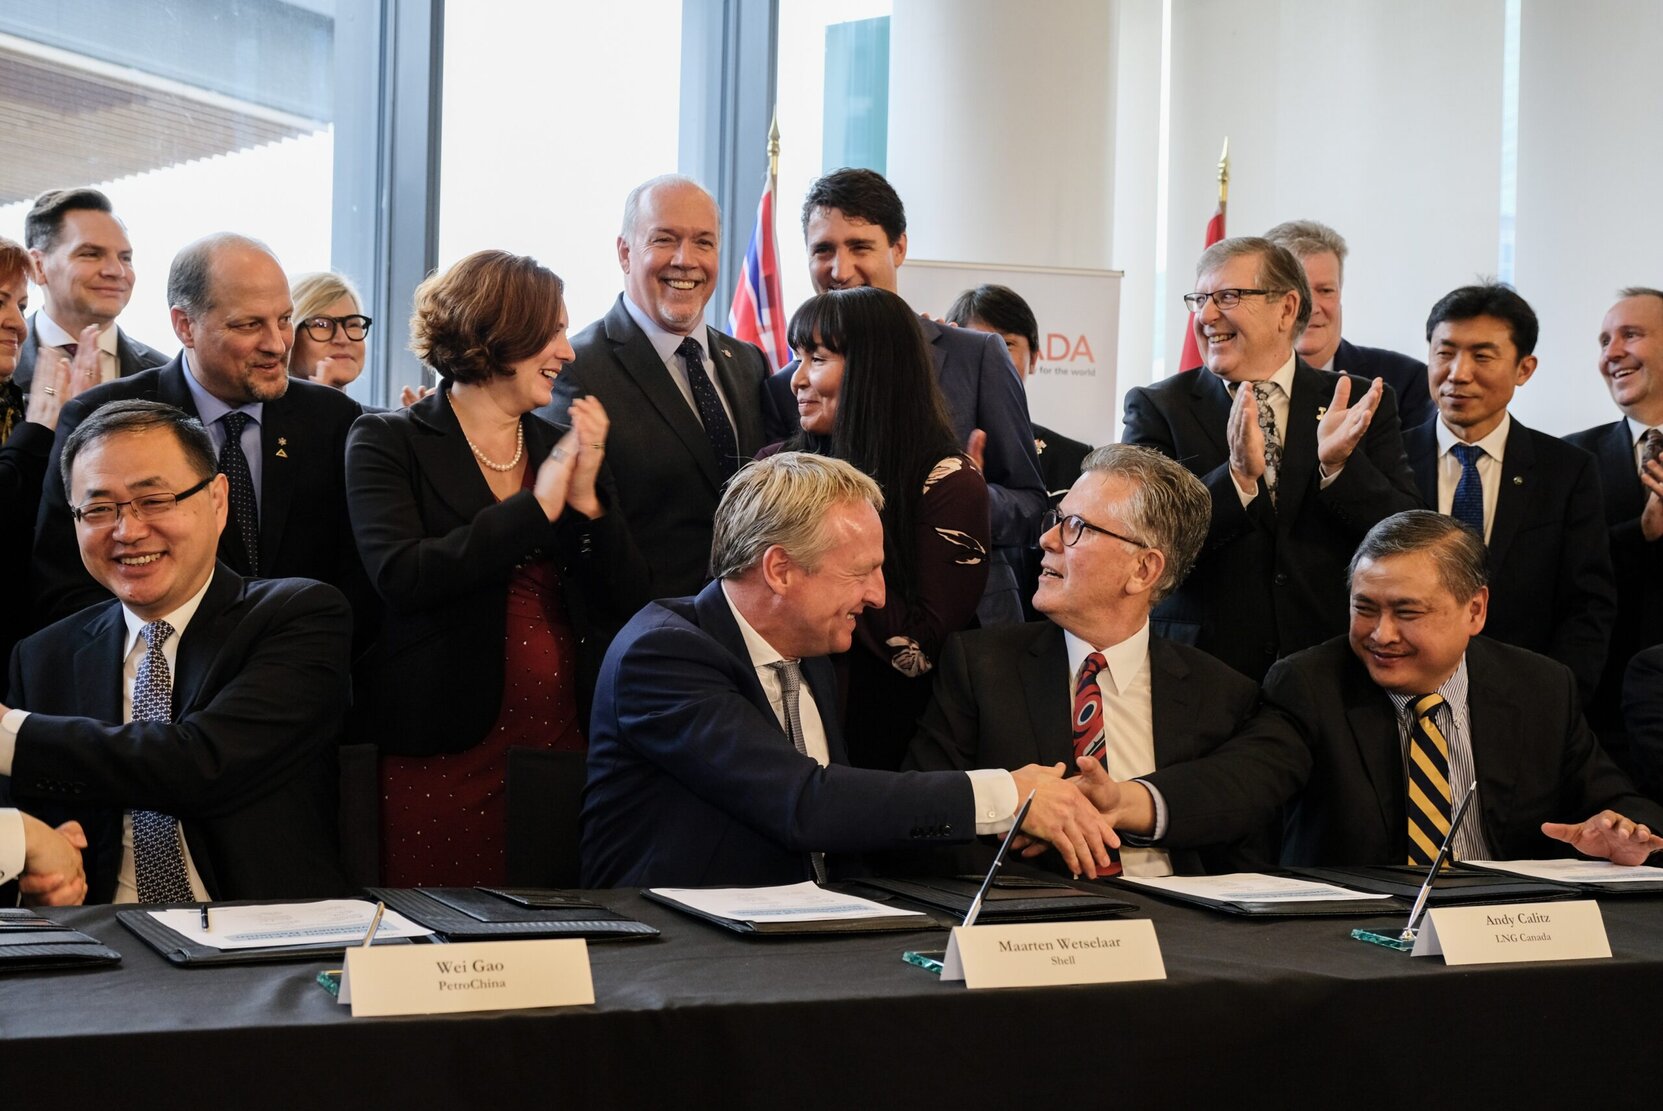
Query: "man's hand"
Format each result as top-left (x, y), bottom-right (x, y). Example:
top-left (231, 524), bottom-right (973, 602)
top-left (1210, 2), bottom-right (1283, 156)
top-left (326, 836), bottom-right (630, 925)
top-left (1541, 810), bottom-right (1663, 866)
top-left (1226, 381), bottom-right (1266, 494)
top-left (1009, 763), bottom-right (1120, 879)
top-left (1639, 458), bottom-right (1663, 542)
top-left (1072, 758), bottom-right (1156, 836)
top-left (965, 428), bottom-right (987, 473)
top-left (399, 383), bottom-right (435, 408)
top-left (1316, 375), bottom-right (1384, 471)
top-left (18, 815), bottom-right (88, 906)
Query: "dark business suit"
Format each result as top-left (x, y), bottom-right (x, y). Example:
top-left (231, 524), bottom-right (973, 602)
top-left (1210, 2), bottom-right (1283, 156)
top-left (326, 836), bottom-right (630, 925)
top-left (1624, 647), bottom-right (1663, 799)
top-left (1404, 417), bottom-right (1615, 706)
top-left (345, 386), bottom-right (650, 755)
top-left (539, 296), bottom-right (768, 600)
top-left (12, 315), bottom-right (168, 393)
top-left (31, 356), bottom-right (372, 637)
top-left (580, 580), bottom-right (977, 888)
top-left (1565, 419), bottom-right (1663, 747)
top-left (1, 396), bottom-right (51, 669)
top-left (1122, 359), bottom-right (1420, 682)
top-left (905, 621), bottom-right (1309, 874)
top-left (2, 568), bottom-right (353, 902)
top-left (764, 315), bottom-right (1047, 548)
top-left (1266, 635), bottom-right (1663, 866)
top-left (1332, 338), bottom-right (1433, 432)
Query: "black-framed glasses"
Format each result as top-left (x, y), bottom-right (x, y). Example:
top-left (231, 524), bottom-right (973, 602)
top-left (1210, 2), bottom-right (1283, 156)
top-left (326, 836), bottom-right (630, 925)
top-left (72, 475), bottom-right (214, 528)
top-left (1181, 288), bottom-right (1274, 312)
top-left (299, 314), bottom-right (372, 342)
top-left (1040, 509), bottom-right (1150, 549)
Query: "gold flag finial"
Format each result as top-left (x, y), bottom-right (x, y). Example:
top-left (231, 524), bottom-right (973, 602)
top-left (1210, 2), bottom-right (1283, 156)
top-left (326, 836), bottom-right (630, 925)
top-left (1217, 137), bottom-right (1230, 206)
top-left (767, 112), bottom-right (781, 181)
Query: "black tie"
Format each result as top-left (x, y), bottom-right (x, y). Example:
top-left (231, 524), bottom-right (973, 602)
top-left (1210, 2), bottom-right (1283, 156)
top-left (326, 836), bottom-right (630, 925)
top-left (676, 337), bottom-right (739, 482)
top-left (218, 411), bottom-right (260, 576)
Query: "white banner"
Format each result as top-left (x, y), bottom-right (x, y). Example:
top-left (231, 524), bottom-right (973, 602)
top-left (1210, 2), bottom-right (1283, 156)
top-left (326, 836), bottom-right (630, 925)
top-left (897, 260), bottom-right (1122, 447)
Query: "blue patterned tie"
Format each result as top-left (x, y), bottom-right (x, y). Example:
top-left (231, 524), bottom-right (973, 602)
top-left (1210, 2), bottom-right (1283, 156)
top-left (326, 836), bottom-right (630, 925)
top-left (131, 620), bottom-right (194, 903)
top-left (1450, 443), bottom-right (1485, 538)
top-left (219, 411), bottom-right (260, 575)
top-left (677, 337), bottom-right (739, 482)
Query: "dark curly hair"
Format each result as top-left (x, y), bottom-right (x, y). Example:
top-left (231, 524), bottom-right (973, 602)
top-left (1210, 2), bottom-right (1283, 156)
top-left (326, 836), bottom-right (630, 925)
top-left (409, 250), bottom-right (565, 383)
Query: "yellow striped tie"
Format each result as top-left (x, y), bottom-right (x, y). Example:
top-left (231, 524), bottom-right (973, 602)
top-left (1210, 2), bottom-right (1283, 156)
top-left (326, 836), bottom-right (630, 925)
top-left (1406, 693), bottom-right (1453, 866)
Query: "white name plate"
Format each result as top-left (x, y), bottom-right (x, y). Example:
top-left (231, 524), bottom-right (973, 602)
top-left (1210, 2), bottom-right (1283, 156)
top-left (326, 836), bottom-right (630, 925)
top-left (340, 939), bottom-right (594, 1017)
top-left (1411, 900), bottom-right (1610, 966)
top-left (942, 920), bottom-right (1165, 988)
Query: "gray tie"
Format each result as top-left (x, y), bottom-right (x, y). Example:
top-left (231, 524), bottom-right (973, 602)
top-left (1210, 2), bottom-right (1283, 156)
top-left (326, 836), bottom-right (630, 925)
top-left (768, 660), bottom-right (828, 885)
top-left (131, 620), bottom-right (195, 903)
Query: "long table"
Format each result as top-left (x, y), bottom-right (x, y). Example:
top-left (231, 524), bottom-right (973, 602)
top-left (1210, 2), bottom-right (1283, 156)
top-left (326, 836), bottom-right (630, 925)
top-left (4, 887), bottom-right (1661, 1107)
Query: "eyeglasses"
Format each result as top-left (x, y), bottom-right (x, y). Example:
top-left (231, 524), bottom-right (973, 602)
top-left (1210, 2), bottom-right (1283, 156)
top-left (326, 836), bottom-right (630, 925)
top-left (72, 475), bottom-right (214, 528)
top-left (1040, 509), bottom-right (1150, 549)
top-left (1181, 288), bottom-right (1274, 312)
top-left (299, 314), bottom-right (372, 342)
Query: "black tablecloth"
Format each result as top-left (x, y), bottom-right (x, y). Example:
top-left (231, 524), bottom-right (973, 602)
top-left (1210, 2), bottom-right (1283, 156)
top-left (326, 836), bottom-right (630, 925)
top-left (4, 888), bottom-right (1661, 1108)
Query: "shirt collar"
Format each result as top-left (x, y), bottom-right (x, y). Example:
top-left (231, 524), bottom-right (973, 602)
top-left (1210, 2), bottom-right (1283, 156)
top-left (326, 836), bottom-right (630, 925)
top-left (1623, 415), bottom-right (1661, 447)
top-left (35, 314), bottom-right (119, 356)
top-left (1436, 411), bottom-right (1510, 461)
top-left (720, 581), bottom-right (789, 670)
top-left (181, 350), bottom-right (263, 426)
top-left (1228, 351), bottom-right (1298, 398)
top-left (622, 293), bottom-right (706, 367)
top-left (1385, 653), bottom-right (1471, 718)
top-left (120, 571), bottom-right (215, 660)
top-left (1063, 621), bottom-right (1151, 696)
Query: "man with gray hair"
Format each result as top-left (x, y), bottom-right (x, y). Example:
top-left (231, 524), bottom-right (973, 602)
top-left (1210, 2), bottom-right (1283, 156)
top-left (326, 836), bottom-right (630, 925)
top-left (1267, 510), bottom-right (1663, 867)
top-left (906, 445), bottom-right (1309, 876)
top-left (580, 452), bottom-right (1122, 887)
top-left (32, 233), bottom-right (366, 631)
top-left (540, 174), bottom-right (769, 598)
top-left (1263, 218), bottom-right (1433, 428)
top-left (1123, 235), bottom-right (1419, 683)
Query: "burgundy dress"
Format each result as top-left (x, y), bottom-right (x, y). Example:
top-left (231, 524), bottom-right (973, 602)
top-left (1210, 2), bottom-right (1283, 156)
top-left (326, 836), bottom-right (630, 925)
top-left (379, 475), bottom-right (585, 887)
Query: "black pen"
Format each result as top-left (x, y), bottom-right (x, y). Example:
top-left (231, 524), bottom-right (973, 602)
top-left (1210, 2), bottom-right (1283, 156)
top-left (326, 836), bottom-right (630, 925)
top-left (963, 790), bottom-right (1037, 928)
top-left (200, 904), bottom-right (211, 932)
top-left (1400, 781), bottom-right (1480, 943)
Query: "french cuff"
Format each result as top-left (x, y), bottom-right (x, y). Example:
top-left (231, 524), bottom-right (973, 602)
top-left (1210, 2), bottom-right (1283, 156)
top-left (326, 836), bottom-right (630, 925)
top-left (0, 808), bottom-right (22, 885)
top-left (0, 708), bottom-right (26, 776)
top-left (967, 769), bottom-right (1020, 836)
top-left (1120, 778), bottom-right (1168, 847)
top-left (1235, 479), bottom-right (1259, 509)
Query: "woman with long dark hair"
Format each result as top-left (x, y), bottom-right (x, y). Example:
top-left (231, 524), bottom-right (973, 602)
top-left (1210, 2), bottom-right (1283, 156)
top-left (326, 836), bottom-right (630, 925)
top-left (782, 286), bottom-right (990, 769)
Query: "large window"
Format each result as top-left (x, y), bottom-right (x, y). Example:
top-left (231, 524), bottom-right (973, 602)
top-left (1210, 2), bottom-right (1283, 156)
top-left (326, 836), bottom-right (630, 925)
top-left (436, 1), bottom-right (683, 339)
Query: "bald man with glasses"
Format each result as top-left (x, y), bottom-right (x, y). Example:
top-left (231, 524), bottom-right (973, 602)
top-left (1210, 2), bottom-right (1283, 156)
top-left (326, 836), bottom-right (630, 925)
top-left (904, 444), bottom-right (1308, 877)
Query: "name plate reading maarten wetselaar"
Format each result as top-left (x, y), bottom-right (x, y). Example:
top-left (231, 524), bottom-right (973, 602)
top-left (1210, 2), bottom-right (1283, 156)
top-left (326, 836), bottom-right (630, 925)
top-left (1410, 900), bottom-right (1610, 966)
top-left (340, 939), bottom-right (595, 1017)
top-left (941, 920), bottom-right (1165, 988)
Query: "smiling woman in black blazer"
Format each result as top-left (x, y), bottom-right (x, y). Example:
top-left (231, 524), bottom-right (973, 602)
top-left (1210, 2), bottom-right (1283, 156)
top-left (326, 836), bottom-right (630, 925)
top-left (346, 250), bottom-right (648, 887)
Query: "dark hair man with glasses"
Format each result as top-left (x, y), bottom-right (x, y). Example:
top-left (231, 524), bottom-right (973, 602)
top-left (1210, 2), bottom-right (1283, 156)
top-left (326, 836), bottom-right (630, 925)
top-left (904, 444), bottom-right (1309, 877)
top-left (30, 233), bottom-right (372, 644)
top-left (1, 399), bottom-right (352, 902)
top-left (1123, 236), bottom-right (1419, 683)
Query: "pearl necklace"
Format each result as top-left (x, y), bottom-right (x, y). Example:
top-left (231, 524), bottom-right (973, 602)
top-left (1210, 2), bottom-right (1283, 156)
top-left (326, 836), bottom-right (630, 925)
top-left (463, 419), bottom-right (525, 472)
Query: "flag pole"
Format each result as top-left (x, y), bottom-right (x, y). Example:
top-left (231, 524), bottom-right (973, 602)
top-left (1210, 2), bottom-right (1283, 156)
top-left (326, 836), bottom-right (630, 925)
top-left (768, 111), bottom-right (781, 183)
top-left (1217, 136), bottom-right (1229, 209)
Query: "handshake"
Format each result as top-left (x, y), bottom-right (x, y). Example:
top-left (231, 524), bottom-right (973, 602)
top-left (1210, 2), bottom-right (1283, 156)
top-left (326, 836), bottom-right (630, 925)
top-left (1006, 759), bottom-right (1152, 879)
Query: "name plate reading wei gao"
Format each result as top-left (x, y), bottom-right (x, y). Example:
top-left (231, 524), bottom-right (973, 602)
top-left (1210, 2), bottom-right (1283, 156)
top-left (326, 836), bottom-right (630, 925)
top-left (941, 920), bottom-right (1165, 989)
top-left (1411, 900), bottom-right (1610, 966)
top-left (340, 939), bottom-right (594, 1017)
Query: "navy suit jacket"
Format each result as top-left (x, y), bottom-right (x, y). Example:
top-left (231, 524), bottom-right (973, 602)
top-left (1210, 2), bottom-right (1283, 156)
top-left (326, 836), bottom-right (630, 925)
top-left (580, 580), bottom-right (976, 887)
top-left (763, 315), bottom-right (1047, 548)
top-left (1268, 635), bottom-right (1663, 866)
top-left (2, 567), bottom-right (352, 902)
top-left (1404, 416), bottom-right (1615, 705)
top-left (1565, 419), bottom-right (1663, 734)
top-left (12, 314), bottom-right (168, 393)
top-left (904, 621), bottom-right (1309, 874)
top-left (539, 295), bottom-right (768, 600)
top-left (1623, 646), bottom-right (1663, 798)
top-left (1121, 359), bottom-right (1420, 682)
top-left (31, 357), bottom-right (373, 638)
top-left (1332, 338), bottom-right (1433, 432)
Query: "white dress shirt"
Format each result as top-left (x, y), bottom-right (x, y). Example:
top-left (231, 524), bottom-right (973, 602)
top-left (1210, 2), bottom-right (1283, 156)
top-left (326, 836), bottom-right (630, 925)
top-left (621, 293), bottom-right (738, 430)
top-left (1064, 624), bottom-right (1172, 877)
top-left (720, 584), bottom-right (1018, 835)
top-left (1435, 413), bottom-right (1510, 543)
top-left (34, 312), bottom-right (122, 385)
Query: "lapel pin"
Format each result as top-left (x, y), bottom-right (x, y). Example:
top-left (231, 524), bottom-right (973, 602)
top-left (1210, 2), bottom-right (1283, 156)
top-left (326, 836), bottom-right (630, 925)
top-left (720, 345), bottom-right (733, 358)
top-left (1315, 406), bottom-right (1327, 419)
top-left (1512, 476), bottom-right (1523, 485)
top-left (276, 437), bottom-right (289, 459)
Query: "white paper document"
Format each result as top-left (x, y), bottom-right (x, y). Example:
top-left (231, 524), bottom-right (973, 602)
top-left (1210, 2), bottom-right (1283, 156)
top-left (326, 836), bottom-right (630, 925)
top-left (1117, 872), bottom-right (1393, 903)
top-left (150, 899), bottom-right (434, 950)
top-left (647, 882), bottom-right (928, 923)
top-left (1463, 859), bottom-right (1663, 885)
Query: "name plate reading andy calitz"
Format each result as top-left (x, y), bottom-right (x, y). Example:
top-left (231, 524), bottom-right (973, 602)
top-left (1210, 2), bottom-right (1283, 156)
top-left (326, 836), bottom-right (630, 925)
top-left (1411, 901), bottom-right (1611, 966)
top-left (941, 920), bottom-right (1165, 988)
top-left (340, 939), bottom-right (595, 1016)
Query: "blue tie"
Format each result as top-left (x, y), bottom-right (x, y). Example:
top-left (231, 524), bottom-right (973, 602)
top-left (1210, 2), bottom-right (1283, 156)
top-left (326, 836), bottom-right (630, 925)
top-left (677, 337), bottom-right (739, 482)
top-left (131, 620), bottom-right (195, 903)
top-left (1450, 443), bottom-right (1485, 538)
top-left (219, 411), bottom-right (260, 575)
